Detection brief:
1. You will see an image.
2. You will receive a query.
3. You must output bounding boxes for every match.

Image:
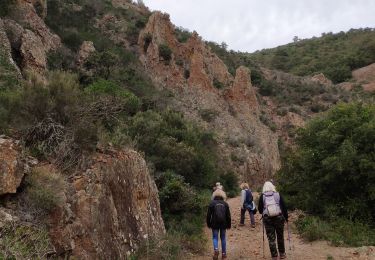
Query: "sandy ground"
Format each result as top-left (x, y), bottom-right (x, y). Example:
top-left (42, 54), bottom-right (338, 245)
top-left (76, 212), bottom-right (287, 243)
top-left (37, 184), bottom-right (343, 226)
top-left (188, 195), bottom-right (374, 260)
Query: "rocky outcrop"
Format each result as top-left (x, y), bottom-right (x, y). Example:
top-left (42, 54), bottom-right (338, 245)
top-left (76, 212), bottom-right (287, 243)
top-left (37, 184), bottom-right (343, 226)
top-left (310, 73), bottom-right (333, 86)
top-left (352, 63), bottom-right (375, 92)
top-left (139, 12), bottom-right (280, 184)
top-left (2, 0), bottom-right (60, 75)
top-left (50, 149), bottom-right (165, 259)
top-left (0, 137), bottom-right (35, 195)
top-left (224, 66), bottom-right (259, 114)
top-left (0, 19), bottom-right (22, 82)
top-left (19, 29), bottom-right (47, 73)
top-left (76, 41), bottom-right (96, 67)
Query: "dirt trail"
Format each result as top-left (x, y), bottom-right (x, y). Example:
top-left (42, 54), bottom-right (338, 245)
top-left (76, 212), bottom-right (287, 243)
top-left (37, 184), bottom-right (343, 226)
top-left (189, 195), bottom-right (374, 260)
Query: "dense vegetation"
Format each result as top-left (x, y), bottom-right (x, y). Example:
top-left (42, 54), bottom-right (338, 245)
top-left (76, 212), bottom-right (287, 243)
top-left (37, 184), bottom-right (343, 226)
top-left (278, 103), bottom-right (375, 245)
top-left (247, 28), bottom-right (375, 83)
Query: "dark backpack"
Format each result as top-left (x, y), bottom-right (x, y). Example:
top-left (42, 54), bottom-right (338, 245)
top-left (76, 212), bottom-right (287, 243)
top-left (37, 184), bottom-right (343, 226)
top-left (214, 202), bottom-right (226, 225)
top-left (245, 189), bottom-right (253, 204)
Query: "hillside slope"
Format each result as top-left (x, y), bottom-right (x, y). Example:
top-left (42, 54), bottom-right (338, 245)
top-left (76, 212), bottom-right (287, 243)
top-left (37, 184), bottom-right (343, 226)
top-left (246, 28), bottom-right (375, 83)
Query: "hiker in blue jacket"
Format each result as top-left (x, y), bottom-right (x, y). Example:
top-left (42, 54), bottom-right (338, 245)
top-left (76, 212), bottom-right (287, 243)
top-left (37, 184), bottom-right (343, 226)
top-left (239, 182), bottom-right (256, 228)
top-left (207, 189), bottom-right (231, 260)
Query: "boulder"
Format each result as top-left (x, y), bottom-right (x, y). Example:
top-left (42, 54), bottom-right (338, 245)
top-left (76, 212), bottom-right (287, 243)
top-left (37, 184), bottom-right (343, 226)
top-left (0, 137), bottom-right (26, 195)
top-left (50, 149), bottom-right (165, 259)
top-left (20, 29), bottom-right (46, 73)
top-left (76, 41), bottom-right (96, 68)
top-left (311, 73), bottom-right (333, 86)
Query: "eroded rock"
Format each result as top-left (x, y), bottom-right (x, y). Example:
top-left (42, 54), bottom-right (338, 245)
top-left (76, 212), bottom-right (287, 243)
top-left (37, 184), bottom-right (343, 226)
top-left (138, 12), bottom-right (280, 184)
top-left (50, 149), bottom-right (165, 259)
top-left (76, 41), bottom-right (96, 68)
top-left (0, 137), bottom-right (26, 195)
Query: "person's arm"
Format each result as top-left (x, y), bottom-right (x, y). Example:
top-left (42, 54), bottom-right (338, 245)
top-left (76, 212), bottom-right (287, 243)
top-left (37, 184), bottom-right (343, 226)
top-left (258, 193), bottom-right (264, 215)
top-left (206, 204), bottom-right (213, 228)
top-left (226, 203), bottom-right (231, 229)
top-left (240, 190), bottom-right (245, 208)
top-left (279, 194), bottom-right (288, 222)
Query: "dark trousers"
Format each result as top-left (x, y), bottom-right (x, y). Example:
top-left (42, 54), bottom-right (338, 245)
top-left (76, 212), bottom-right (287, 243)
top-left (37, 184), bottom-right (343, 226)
top-left (263, 215), bottom-right (285, 257)
top-left (240, 207), bottom-right (255, 225)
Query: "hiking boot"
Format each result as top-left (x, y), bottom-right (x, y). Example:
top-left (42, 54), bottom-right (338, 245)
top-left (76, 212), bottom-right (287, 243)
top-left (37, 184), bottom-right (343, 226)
top-left (280, 253), bottom-right (287, 259)
top-left (213, 250), bottom-right (219, 260)
top-left (222, 253), bottom-right (227, 259)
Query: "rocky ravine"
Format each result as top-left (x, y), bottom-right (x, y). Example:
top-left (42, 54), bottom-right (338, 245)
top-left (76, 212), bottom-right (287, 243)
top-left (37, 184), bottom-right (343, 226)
top-left (138, 12), bottom-right (280, 186)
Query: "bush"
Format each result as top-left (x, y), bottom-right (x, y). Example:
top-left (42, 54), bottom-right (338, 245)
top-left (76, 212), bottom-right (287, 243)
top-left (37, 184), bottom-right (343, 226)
top-left (175, 27), bottom-right (191, 43)
top-left (213, 78), bottom-right (225, 89)
top-left (259, 80), bottom-right (275, 96)
top-left (0, 223), bottom-right (54, 259)
top-left (85, 79), bottom-right (142, 116)
top-left (143, 33), bottom-right (152, 52)
top-left (24, 167), bottom-right (64, 214)
top-left (127, 110), bottom-right (218, 188)
top-left (199, 108), bottom-right (219, 122)
top-left (278, 103), bottom-right (375, 224)
top-left (0, 49), bottom-right (20, 90)
top-left (159, 44), bottom-right (172, 64)
top-left (0, 0), bottom-right (15, 16)
top-left (217, 171), bottom-right (239, 198)
top-left (296, 215), bottom-right (375, 246)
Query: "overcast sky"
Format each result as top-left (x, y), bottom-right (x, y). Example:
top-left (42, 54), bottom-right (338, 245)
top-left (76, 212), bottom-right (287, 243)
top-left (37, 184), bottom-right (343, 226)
top-left (141, 0), bottom-right (375, 52)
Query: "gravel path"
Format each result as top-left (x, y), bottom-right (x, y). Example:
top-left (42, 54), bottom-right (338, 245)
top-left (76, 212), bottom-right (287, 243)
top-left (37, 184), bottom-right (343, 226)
top-left (189, 195), bottom-right (374, 260)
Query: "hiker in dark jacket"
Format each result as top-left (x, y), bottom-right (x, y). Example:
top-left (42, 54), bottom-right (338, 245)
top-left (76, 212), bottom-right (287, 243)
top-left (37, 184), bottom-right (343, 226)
top-left (207, 189), bottom-right (231, 260)
top-left (258, 181), bottom-right (288, 260)
top-left (239, 182), bottom-right (256, 228)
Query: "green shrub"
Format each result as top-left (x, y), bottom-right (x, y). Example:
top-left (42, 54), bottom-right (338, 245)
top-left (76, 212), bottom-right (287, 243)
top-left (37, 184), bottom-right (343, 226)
top-left (0, 49), bottom-right (20, 90)
top-left (24, 168), bottom-right (64, 214)
top-left (0, 0), bottom-right (15, 16)
top-left (213, 78), bottom-right (225, 89)
top-left (278, 103), bottom-right (375, 224)
top-left (199, 108), bottom-right (219, 122)
top-left (127, 110), bottom-right (218, 188)
top-left (296, 215), bottom-right (375, 246)
top-left (218, 171), bottom-right (239, 198)
top-left (159, 44), bottom-right (172, 64)
top-left (143, 33), bottom-right (152, 52)
top-left (47, 47), bottom-right (75, 71)
top-left (134, 231), bottom-right (183, 260)
top-left (0, 223), bottom-right (54, 259)
top-left (259, 80), bottom-right (275, 96)
top-left (0, 89), bottom-right (21, 131)
top-left (175, 27), bottom-right (191, 43)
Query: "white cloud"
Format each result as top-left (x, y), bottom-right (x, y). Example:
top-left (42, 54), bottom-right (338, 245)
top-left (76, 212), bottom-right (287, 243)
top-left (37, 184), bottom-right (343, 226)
top-left (142, 0), bottom-right (375, 52)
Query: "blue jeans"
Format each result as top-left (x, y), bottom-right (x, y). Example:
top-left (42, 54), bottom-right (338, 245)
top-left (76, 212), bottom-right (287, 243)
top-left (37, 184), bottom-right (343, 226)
top-left (212, 229), bottom-right (226, 254)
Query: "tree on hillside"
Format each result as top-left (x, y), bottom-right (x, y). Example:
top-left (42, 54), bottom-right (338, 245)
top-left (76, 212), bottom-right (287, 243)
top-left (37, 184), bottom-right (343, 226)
top-left (278, 103), bottom-right (375, 223)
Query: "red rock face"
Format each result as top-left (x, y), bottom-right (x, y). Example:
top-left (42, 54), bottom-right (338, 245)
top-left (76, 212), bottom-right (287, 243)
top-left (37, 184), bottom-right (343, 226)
top-left (3, 0), bottom-right (61, 75)
top-left (0, 137), bottom-right (30, 195)
top-left (49, 149), bottom-right (165, 259)
top-left (138, 12), bottom-right (280, 185)
top-left (224, 66), bottom-right (259, 114)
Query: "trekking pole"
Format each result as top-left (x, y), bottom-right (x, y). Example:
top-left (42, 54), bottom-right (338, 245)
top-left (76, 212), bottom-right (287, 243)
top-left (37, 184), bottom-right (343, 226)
top-left (262, 217), bottom-right (265, 259)
top-left (286, 221), bottom-right (293, 260)
top-left (286, 222), bottom-right (292, 250)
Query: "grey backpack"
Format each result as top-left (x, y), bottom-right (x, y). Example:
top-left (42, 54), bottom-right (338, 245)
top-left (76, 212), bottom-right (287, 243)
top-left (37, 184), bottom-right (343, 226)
top-left (263, 192), bottom-right (281, 217)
